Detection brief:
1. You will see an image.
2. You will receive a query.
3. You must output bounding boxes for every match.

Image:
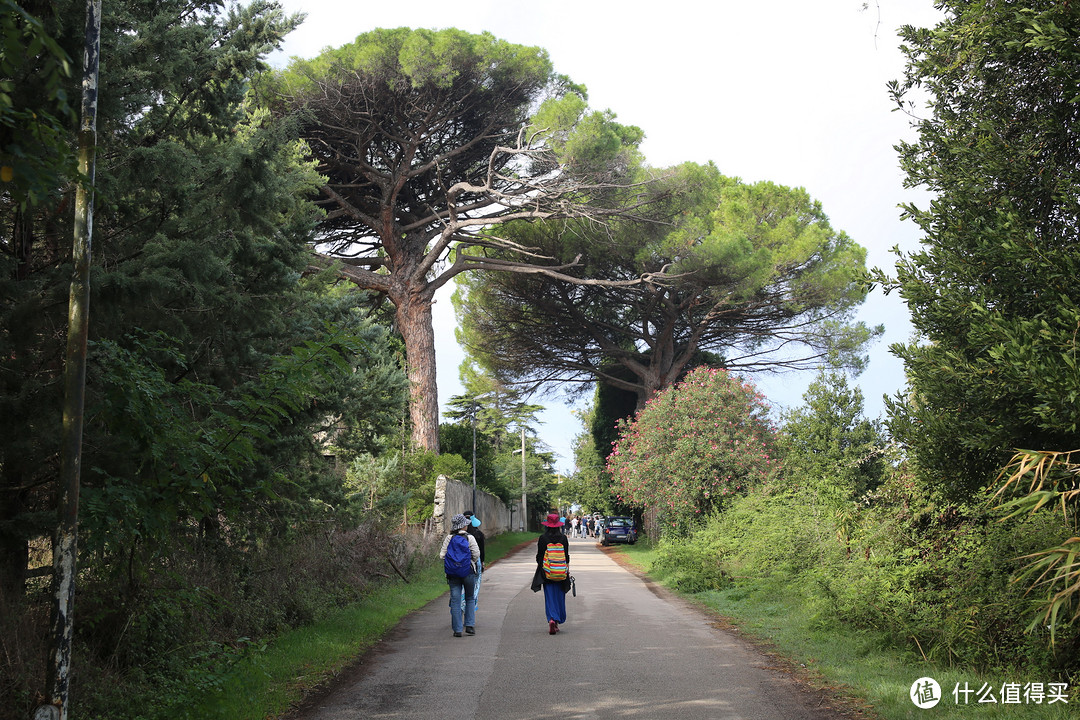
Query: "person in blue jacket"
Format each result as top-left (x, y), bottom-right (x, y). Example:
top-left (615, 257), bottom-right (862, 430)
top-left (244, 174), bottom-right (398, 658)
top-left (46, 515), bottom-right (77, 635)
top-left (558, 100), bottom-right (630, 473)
top-left (439, 513), bottom-right (480, 637)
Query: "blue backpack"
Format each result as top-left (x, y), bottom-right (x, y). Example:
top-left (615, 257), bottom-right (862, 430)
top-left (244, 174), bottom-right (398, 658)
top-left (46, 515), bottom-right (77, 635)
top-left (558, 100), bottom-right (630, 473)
top-left (444, 534), bottom-right (471, 578)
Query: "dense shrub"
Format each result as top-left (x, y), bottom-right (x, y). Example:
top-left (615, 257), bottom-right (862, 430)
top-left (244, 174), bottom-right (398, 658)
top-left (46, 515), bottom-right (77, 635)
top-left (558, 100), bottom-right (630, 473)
top-left (650, 535), bottom-right (730, 594)
top-left (607, 367), bottom-right (777, 535)
top-left (653, 471), bottom-right (1079, 676)
top-left (0, 520), bottom-right (437, 720)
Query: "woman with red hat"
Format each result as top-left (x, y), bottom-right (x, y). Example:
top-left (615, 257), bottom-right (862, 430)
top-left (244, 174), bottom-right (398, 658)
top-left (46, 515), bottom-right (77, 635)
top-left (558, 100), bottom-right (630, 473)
top-left (534, 512), bottom-right (570, 634)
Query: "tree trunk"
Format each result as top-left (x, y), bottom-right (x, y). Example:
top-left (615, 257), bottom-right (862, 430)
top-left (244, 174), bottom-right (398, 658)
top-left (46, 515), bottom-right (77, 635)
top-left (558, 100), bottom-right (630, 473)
top-left (636, 365), bottom-right (666, 412)
top-left (396, 293), bottom-right (440, 452)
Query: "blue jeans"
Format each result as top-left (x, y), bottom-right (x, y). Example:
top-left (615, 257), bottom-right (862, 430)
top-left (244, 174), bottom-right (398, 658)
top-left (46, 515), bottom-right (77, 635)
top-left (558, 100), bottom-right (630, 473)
top-left (460, 560), bottom-right (481, 613)
top-left (448, 573), bottom-right (477, 633)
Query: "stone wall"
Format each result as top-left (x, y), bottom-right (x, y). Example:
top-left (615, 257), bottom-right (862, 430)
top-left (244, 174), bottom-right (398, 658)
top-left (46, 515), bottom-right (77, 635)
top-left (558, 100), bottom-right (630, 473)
top-left (433, 476), bottom-right (511, 535)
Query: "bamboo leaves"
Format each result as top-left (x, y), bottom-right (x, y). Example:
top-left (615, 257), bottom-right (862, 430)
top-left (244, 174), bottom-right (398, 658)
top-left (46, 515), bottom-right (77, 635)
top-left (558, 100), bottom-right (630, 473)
top-left (994, 448), bottom-right (1080, 642)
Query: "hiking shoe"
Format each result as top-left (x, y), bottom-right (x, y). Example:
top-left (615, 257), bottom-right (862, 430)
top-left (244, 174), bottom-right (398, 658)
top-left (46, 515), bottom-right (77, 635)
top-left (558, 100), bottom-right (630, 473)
top-left (453, 631), bottom-right (462, 637)
top-left (548, 620), bottom-right (557, 635)
top-left (465, 626), bottom-right (475, 635)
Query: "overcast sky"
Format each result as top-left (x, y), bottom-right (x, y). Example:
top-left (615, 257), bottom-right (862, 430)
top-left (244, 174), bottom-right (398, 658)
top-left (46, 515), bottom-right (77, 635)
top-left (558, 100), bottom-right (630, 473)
top-left (269, 0), bottom-right (945, 473)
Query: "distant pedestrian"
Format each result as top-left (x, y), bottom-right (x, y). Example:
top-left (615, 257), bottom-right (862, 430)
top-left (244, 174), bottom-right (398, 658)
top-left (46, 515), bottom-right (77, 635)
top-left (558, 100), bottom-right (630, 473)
top-left (440, 513), bottom-right (480, 637)
top-left (534, 512), bottom-right (570, 635)
top-left (462, 511), bottom-right (485, 613)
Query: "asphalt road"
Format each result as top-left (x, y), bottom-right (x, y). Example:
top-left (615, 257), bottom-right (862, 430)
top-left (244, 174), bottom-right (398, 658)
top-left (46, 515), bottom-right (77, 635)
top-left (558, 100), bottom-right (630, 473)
top-left (295, 536), bottom-right (846, 720)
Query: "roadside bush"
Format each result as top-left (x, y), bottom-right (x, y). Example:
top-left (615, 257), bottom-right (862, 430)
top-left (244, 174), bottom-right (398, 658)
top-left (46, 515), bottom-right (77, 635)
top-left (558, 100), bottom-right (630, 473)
top-left (654, 467), bottom-right (1079, 677)
top-left (346, 448), bottom-right (470, 526)
top-left (59, 518), bottom-right (437, 719)
top-left (822, 475), bottom-right (1077, 672)
top-left (608, 367), bottom-right (777, 536)
top-left (650, 535), bottom-right (729, 593)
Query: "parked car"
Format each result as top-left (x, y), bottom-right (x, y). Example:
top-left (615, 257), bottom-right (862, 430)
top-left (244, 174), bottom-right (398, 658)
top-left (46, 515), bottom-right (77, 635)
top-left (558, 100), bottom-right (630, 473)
top-left (600, 516), bottom-right (637, 546)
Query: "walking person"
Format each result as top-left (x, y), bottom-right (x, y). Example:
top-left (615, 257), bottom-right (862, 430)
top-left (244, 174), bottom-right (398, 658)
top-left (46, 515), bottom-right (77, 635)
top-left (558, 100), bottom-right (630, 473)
top-left (440, 513), bottom-right (480, 637)
top-left (535, 512), bottom-right (570, 635)
top-left (461, 511), bottom-right (485, 613)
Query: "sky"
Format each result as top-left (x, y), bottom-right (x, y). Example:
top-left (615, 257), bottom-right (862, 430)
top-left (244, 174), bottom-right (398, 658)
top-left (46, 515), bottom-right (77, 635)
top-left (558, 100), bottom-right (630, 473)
top-left (269, 0), bottom-right (945, 474)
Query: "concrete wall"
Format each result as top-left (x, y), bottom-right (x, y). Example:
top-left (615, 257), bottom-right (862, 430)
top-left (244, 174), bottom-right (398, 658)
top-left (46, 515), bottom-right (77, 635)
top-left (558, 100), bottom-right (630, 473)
top-left (433, 475), bottom-right (511, 535)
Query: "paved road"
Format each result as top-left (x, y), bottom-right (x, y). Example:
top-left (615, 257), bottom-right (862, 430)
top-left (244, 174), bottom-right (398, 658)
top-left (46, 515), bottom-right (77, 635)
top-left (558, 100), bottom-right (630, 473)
top-left (297, 537), bottom-right (844, 720)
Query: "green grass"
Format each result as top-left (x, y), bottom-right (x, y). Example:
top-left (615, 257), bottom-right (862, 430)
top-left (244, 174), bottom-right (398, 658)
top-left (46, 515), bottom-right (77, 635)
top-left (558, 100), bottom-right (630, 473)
top-left (178, 531), bottom-right (535, 720)
top-left (612, 541), bottom-right (1076, 719)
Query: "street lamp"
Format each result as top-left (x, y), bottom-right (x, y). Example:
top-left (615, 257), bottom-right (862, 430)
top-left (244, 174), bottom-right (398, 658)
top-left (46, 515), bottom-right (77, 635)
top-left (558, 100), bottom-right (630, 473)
top-left (470, 403), bottom-right (477, 512)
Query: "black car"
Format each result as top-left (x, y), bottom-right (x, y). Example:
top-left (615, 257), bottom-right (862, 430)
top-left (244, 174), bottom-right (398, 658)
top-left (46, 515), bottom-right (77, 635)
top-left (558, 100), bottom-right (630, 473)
top-left (600, 516), bottom-right (637, 546)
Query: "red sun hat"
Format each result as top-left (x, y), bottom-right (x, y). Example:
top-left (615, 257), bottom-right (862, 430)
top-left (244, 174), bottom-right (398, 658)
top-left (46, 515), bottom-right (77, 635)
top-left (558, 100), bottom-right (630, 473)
top-left (541, 513), bottom-right (564, 527)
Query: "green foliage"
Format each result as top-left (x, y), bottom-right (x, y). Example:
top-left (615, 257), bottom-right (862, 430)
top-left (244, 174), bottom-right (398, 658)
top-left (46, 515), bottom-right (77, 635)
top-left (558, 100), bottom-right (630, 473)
top-left (879, 0), bottom-right (1080, 500)
top-left (345, 444), bottom-right (467, 525)
top-left (565, 429), bottom-right (617, 516)
top-left (559, 384), bottom-right (636, 517)
top-left (443, 364), bottom-right (544, 454)
top-left (433, 453), bottom-right (470, 481)
top-left (0, 0), bottom-right (75, 205)
top-left (438, 421), bottom-right (498, 495)
top-left (993, 449), bottom-right (1080, 643)
top-left (637, 353), bottom-right (1080, 674)
top-left (607, 366), bottom-right (778, 534)
top-left (280, 26), bottom-right (552, 97)
top-left (0, 3), bottom-right (417, 716)
top-left (263, 26), bottom-right (644, 451)
top-left (651, 471), bottom-right (1079, 675)
top-left (532, 100), bottom-right (644, 175)
top-left (591, 375), bottom-right (639, 459)
top-left (1, 0), bottom-right (313, 578)
top-left (80, 319), bottom-right (404, 555)
top-left (779, 370), bottom-right (886, 504)
top-left (455, 161), bottom-right (881, 409)
top-left (649, 535), bottom-right (729, 594)
top-left (69, 521), bottom-right (435, 720)
top-left (494, 444), bottom-right (558, 510)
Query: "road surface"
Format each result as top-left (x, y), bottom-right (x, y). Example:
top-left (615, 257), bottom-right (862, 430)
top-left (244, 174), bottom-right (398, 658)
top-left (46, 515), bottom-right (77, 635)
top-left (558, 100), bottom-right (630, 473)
top-left (292, 536), bottom-right (847, 720)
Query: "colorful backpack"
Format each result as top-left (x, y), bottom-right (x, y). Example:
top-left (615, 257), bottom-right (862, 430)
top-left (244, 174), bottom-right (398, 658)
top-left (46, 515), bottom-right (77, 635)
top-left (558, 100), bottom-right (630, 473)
top-left (542, 542), bottom-right (567, 581)
top-left (444, 534), bottom-right (472, 578)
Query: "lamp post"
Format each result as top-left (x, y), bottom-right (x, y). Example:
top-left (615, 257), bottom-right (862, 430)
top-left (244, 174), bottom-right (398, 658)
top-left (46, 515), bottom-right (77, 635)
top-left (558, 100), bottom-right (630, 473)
top-left (468, 392), bottom-right (493, 513)
top-left (470, 400), bottom-right (478, 512)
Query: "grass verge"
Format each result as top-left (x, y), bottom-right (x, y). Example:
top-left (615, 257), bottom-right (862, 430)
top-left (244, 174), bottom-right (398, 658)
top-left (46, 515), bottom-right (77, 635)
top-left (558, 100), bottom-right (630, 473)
top-left (178, 531), bottom-right (535, 720)
top-left (612, 541), bottom-right (1075, 720)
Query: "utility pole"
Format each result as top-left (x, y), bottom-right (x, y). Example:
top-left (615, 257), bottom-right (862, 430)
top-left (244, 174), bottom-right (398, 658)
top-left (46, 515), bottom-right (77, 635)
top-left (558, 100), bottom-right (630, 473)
top-left (519, 425), bottom-right (527, 532)
top-left (37, 2), bottom-right (101, 719)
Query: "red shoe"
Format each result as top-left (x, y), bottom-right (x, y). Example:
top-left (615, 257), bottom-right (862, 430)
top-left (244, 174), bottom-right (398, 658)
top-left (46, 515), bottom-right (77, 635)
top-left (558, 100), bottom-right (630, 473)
top-left (548, 620), bottom-right (557, 635)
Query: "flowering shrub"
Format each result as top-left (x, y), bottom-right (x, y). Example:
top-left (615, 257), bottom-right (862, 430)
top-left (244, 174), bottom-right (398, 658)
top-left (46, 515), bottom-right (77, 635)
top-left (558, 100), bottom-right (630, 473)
top-left (607, 367), bottom-right (778, 534)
